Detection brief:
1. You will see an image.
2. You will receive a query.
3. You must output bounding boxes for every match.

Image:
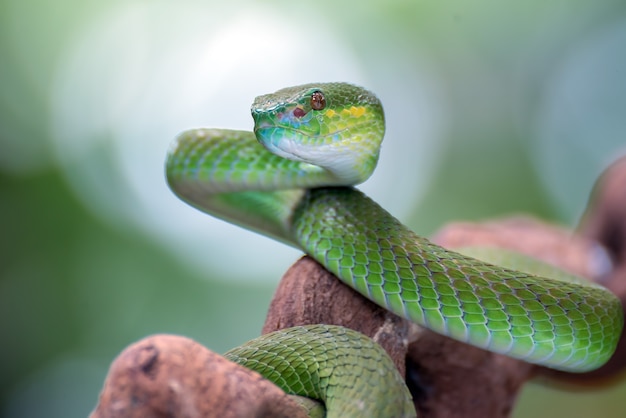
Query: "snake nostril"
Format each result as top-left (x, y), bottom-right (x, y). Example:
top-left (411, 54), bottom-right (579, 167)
top-left (293, 107), bottom-right (306, 118)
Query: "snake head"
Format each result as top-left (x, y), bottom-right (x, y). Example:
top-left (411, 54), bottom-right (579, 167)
top-left (251, 82), bottom-right (385, 185)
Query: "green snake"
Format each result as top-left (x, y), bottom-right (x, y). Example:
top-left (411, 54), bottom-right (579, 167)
top-left (166, 82), bottom-right (623, 417)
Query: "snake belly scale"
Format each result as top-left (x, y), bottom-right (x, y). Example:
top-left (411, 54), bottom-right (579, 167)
top-left (166, 82), bottom-right (623, 417)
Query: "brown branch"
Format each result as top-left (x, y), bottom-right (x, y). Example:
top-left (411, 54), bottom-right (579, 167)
top-left (420, 156), bottom-right (626, 398)
top-left (90, 334), bottom-right (309, 418)
top-left (267, 255), bottom-right (531, 418)
top-left (547, 155), bottom-right (626, 384)
top-left (262, 256), bottom-right (410, 376)
top-left (424, 216), bottom-right (621, 413)
top-left (91, 156), bottom-right (626, 417)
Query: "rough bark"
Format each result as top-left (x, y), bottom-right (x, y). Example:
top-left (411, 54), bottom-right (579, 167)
top-left (90, 334), bottom-right (309, 418)
top-left (543, 156), bottom-right (626, 385)
top-left (261, 255), bottom-right (410, 376)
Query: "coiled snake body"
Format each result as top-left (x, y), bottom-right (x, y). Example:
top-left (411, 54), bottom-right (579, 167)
top-left (166, 83), bottom-right (623, 417)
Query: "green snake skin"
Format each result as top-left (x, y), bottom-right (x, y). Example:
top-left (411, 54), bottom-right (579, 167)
top-left (224, 325), bottom-right (415, 418)
top-left (166, 82), bottom-right (623, 416)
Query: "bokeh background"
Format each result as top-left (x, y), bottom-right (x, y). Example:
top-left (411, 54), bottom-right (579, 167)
top-left (1, 0), bottom-right (626, 416)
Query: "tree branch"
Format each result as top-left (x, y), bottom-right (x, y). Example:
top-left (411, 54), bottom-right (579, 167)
top-left (91, 157), bottom-right (626, 417)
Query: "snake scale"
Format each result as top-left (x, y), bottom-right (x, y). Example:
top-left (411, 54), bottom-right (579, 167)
top-left (166, 82), bottom-right (623, 417)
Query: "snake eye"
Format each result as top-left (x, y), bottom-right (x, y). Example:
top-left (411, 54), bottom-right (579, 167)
top-left (310, 91), bottom-right (326, 111)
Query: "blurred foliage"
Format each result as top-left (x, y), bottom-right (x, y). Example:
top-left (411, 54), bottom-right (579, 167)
top-left (0, 169), bottom-right (274, 416)
top-left (1, 0), bottom-right (626, 417)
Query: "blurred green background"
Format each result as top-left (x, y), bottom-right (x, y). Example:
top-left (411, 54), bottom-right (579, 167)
top-left (1, 0), bottom-right (626, 416)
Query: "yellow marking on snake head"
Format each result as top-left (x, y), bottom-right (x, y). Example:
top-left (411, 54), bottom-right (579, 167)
top-left (325, 109), bottom-right (336, 118)
top-left (350, 106), bottom-right (366, 117)
top-left (340, 106), bottom-right (366, 118)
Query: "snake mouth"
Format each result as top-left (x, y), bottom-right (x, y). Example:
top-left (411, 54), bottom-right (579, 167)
top-left (252, 120), bottom-right (275, 131)
top-left (253, 123), bottom-right (351, 170)
top-left (254, 122), bottom-right (347, 142)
